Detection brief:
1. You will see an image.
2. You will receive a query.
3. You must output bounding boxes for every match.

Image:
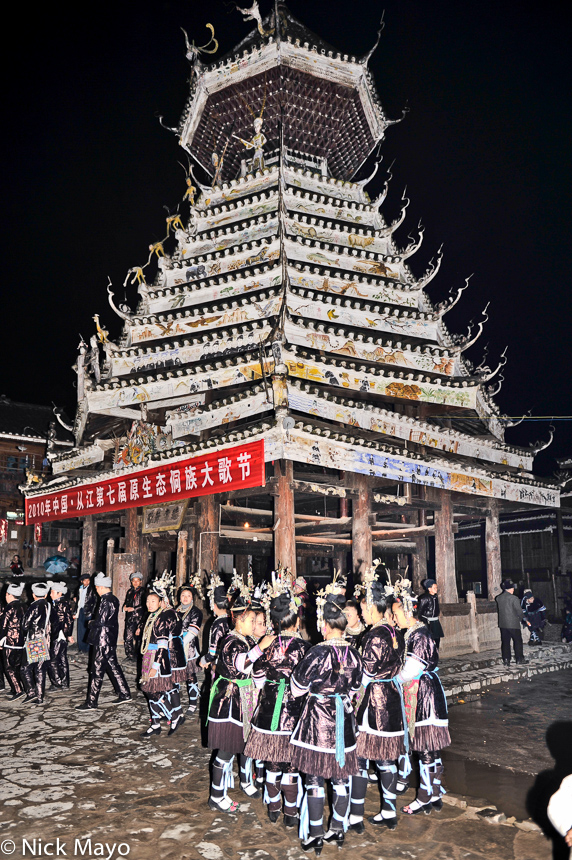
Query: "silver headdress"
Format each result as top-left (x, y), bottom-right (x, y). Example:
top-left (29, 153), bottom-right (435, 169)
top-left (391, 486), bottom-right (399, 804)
top-left (261, 567), bottom-right (297, 632)
top-left (150, 569), bottom-right (176, 604)
top-left (206, 572), bottom-right (226, 611)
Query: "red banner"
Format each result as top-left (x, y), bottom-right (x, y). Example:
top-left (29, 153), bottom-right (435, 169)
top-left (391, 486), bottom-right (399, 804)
top-left (26, 440), bottom-right (265, 525)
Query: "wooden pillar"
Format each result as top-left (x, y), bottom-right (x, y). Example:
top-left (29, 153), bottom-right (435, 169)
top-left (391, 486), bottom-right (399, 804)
top-left (197, 494), bottom-right (219, 575)
top-left (81, 517), bottom-right (97, 576)
top-left (349, 473), bottom-right (372, 581)
top-left (433, 489), bottom-right (458, 603)
top-left (274, 459), bottom-right (296, 575)
top-left (140, 534), bottom-right (150, 583)
top-left (556, 509), bottom-right (566, 574)
top-left (412, 535), bottom-right (428, 595)
top-left (106, 537), bottom-right (115, 580)
top-left (125, 506), bottom-right (139, 555)
top-left (485, 500), bottom-right (502, 600)
top-left (176, 529), bottom-right (189, 588)
top-left (236, 553), bottom-right (249, 583)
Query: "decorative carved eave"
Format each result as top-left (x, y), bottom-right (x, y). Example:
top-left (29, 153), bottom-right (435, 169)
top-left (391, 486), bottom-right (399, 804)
top-left (283, 348), bottom-right (479, 409)
top-left (27, 419), bottom-right (559, 511)
top-left (284, 319), bottom-right (458, 378)
top-left (109, 321), bottom-right (272, 379)
top-left (286, 289), bottom-right (440, 343)
top-left (86, 353), bottom-right (275, 413)
top-left (168, 384), bottom-right (272, 438)
top-left (287, 267), bottom-right (420, 304)
top-left (286, 380), bottom-right (534, 470)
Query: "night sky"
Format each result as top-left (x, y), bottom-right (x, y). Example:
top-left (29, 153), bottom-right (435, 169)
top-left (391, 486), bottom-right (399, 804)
top-left (2, 0), bottom-right (570, 476)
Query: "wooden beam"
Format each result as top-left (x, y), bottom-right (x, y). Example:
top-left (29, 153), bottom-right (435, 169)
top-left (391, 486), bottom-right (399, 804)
top-left (292, 479), bottom-right (359, 498)
top-left (295, 535), bottom-right (353, 546)
top-left (220, 504), bottom-right (273, 519)
top-left (372, 524), bottom-right (458, 540)
top-left (373, 541), bottom-right (417, 552)
top-left (220, 528), bottom-right (273, 543)
top-left (453, 504), bottom-right (491, 516)
top-left (372, 494), bottom-right (442, 511)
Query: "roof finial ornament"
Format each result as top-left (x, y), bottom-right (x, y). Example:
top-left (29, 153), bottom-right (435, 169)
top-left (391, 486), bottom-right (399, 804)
top-left (455, 302), bottom-right (489, 353)
top-left (371, 159), bottom-right (395, 211)
top-left (355, 145), bottom-right (383, 188)
top-left (435, 274), bottom-right (472, 318)
top-left (107, 277), bottom-right (133, 323)
top-left (181, 24), bottom-right (219, 62)
top-left (234, 2), bottom-right (275, 37)
top-left (362, 11), bottom-right (385, 65)
top-left (157, 115), bottom-right (179, 136)
top-left (502, 408), bottom-right (531, 429)
top-left (52, 404), bottom-right (73, 433)
top-left (530, 424), bottom-right (555, 454)
top-left (400, 219), bottom-right (424, 259)
top-left (414, 242), bottom-right (443, 288)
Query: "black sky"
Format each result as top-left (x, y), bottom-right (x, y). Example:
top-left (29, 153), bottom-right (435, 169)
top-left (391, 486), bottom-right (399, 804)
top-left (2, 0), bottom-right (571, 475)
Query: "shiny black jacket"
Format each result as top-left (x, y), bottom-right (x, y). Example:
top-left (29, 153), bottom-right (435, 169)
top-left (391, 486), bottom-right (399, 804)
top-left (0, 600), bottom-right (26, 647)
top-left (24, 598), bottom-right (51, 642)
top-left (50, 597), bottom-right (74, 638)
top-left (84, 586), bottom-right (98, 618)
top-left (87, 592), bottom-right (120, 650)
top-left (123, 586), bottom-right (145, 615)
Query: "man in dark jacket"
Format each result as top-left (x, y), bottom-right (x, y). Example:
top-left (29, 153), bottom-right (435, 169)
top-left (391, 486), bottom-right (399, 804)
top-left (0, 582), bottom-right (26, 700)
top-left (47, 581), bottom-right (75, 690)
top-left (21, 582), bottom-right (52, 704)
top-left (74, 573), bottom-right (96, 654)
top-left (76, 573), bottom-right (132, 711)
top-left (495, 579), bottom-right (527, 666)
top-left (122, 572), bottom-right (144, 660)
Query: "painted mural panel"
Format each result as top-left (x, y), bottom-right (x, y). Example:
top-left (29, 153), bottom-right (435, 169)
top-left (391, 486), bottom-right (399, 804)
top-left (283, 351), bottom-right (477, 408)
top-left (160, 240), bottom-right (280, 291)
top-left (287, 268), bottom-right (419, 309)
top-left (178, 217), bottom-right (278, 259)
top-left (87, 358), bottom-right (274, 412)
top-left (285, 191), bottom-right (380, 229)
top-left (286, 384), bottom-right (533, 470)
top-left (169, 390), bottom-right (272, 438)
top-left (287, 292), bottom-right (439, 341)
top-left (196, 196), bottom-right (278, 232)
top-left (149, 269), bottom-right (281, 315)
top-left (283, 429), bottom-right (558, 508)
top-left (130, 295), bottom-right (281, 346)
top-left (284, 321), bottom-right (456, 377)
top-left (285, 238), bottom-right (402, 280)
top-left (288, 216), bottom-right (391, 257)
top-left (195, 168), bottom-right (279, 210)
top-left (51, 445), bottom-right (105, 475)
top-left (284, 167), bottom-right (364, 204)
top-left (111, 325), bottom-right (271, 378)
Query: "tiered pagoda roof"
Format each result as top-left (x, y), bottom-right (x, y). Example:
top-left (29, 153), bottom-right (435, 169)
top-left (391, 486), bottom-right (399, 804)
top-left (28, 3), bottom-right (558, 512)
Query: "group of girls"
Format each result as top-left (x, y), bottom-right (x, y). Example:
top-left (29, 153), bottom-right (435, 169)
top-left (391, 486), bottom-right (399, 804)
top-left (138, 574), bottom-right (203, 737)
top-left (205, 571), bottom-right (450, 856)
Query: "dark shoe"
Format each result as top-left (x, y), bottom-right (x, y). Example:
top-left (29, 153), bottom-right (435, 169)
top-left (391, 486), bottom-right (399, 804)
top-left (432, 797), bottom-right (444, 811)
top-left (368, 814), bottom-right (397, 829)
top-left (34, 698), bottom-right (46, 706)
top-left (111, 695), bottom-right (132, 705)
top-left (348, 820), bottom-right (365, 834)
top-left (75, 703), bottom-right (97, 711)
top-left (301, 837), bottom-right (323, 856)
top-left (7, 691), bottom-right (25, 701)
top-left (268, 808), bottom-right (281, 823)
top-left (49, 683), bottom-right (64, 691)
top-left (516, 659), bottom-right (529, 665)
top-left (141, 724), bottom-right (161, 738)
top-left (240, 782), bottom-right (261, 799)
top-left (168, 714), bottom-right (185, 736)
top-left (502, 659), bottom-right (510, 667)
top-left (323, 830), bottom-right (344, 848)
top-left (284, 814), bottom-right (299, 828)
top-left (22, 694), bottom-right (37, 704)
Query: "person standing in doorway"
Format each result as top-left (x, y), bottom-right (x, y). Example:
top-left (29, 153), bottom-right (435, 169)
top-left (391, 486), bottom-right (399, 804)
top-left (74, 573), bottom-right (94, 655)
top-left (418, 579), bottom-right (444, 650)
top-left (495, 579), bottom-right (528, 666)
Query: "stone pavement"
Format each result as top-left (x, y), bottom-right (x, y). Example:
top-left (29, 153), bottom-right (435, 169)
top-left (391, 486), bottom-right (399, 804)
top-left (440, 635), bottom-right (572, 705)
top-left (0, 648), bottom-right (555, 860)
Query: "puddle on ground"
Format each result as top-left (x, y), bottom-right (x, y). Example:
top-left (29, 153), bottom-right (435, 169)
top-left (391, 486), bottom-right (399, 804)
top-left (442, 750), bottom-right (533, 819)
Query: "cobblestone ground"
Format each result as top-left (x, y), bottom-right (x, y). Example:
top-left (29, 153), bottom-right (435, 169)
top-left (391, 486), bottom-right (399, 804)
top-left (0, 649), bottom-right (553, 860)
